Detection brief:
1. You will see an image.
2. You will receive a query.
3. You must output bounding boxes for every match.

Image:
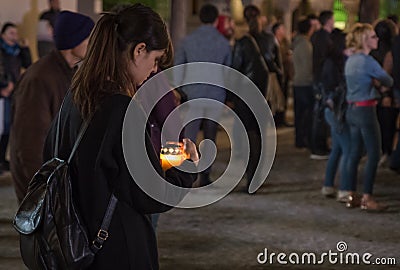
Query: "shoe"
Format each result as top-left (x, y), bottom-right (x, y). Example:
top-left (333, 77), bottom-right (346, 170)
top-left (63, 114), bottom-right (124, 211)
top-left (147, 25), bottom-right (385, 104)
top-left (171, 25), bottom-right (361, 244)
top-left (360, 198), bottom-right (388, 212)
top-left (378, 154), bottom-right (388, 168)
top-left (345, 194), bottom-right (361, 208)
top-left (283, 122), bottom-right (294, 128)
top-left (310, 153), bottom-right (329, 160)
top-left (321, 186), bottom-right (336, 197)
top-left (337, 190), bottom-right (351, 202)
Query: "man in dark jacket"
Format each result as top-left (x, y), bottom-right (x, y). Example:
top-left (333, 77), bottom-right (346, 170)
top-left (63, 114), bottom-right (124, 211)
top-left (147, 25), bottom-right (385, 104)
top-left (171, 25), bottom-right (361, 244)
top-left (0, 22), bottom-right (31, 173)
top-left (310, 10), bottom-right (335, 159)
top-left (10, 11), bottom-right (94, 203)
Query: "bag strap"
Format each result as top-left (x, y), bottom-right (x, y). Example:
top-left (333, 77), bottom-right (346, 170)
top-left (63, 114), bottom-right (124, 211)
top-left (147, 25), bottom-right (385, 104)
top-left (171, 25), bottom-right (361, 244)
top-left (91, 193), bottom-right (118, 252)
top-left (53, 92), bottom-right (92, 163)
top-left (245, 33), bottom-right (270, 73)
top-left (67, 119), bottom-right (91, 164)
top-left (55, 92), bottom-right (118, 252)
top-left (54, 94), bottom-right (67, 157)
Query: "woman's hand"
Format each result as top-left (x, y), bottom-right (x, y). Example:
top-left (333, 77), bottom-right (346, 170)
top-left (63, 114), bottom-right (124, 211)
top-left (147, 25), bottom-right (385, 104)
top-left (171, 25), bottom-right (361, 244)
top-left (0, 81), bottom-right (14, 97)
top-left (381, 96), bottom-right (392, 107)
top-left (183, 138), bottom-right (199, 164)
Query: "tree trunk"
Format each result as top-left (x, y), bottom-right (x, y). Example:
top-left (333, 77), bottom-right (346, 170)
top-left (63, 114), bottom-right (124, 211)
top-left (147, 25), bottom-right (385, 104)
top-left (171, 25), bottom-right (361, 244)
top-left (170, 0), bottom-right (188, 48)
top-left (359, 0), bottom-right (379, 24)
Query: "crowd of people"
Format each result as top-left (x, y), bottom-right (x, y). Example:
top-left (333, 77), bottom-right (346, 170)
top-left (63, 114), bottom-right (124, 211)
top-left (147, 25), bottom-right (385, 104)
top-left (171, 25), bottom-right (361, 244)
top-left (255, 10), bottom-right (399, 212)
top-left (0, 1), bottom-right (398, 268)
top-left (174, 4), bottom-right (398, 213)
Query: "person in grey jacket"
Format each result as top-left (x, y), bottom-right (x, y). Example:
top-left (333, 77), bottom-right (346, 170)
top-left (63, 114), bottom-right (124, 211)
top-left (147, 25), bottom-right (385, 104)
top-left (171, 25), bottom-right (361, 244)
top-left (292, 18), bottom-right (314, 149)
top-left (174, 4), bottom-right (231, 186)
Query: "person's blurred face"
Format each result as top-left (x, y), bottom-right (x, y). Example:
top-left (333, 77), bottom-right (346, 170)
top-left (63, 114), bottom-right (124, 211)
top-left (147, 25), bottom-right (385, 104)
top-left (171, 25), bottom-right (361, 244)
top-left (310, 19), bottom-right (321, 32)
top-left (71, 37), bottom-right (89, 60)
top-left (326, 16), bottom-right (335, 32)
top-left (1, 26), bottom-right (18, 46)
top-left (222, 17), bottom-right (234, 39)
top-left (229, 18), bottom-right (235, 33)
top-left (275, 25), bottom-right (286, 41)
top-left (129, 43), bottom-right (165, 86)
top-left (365, 30), bottom-right (379, 50)
top-left (50, 0), bottom-right (60, 10)
top-left (259, 15), bottom-right (267, 31)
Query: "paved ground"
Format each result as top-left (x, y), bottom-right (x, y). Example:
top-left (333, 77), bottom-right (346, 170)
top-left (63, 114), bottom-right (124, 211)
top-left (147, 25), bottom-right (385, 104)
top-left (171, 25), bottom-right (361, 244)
top-left (0, 126), bottom-right (399, 269)
top-left (157, 127), bottom-right (400, 270)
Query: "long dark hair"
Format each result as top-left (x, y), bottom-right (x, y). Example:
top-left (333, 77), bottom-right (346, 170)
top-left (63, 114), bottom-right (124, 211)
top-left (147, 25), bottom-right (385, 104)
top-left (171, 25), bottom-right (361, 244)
top-left (371, 19), bottom-right (397, 65)
top-left (244, 5), bottom-right (261, 34)
top-left (71, 3), bottom-right (173, 118)
top-left (328, 28), bottom-right (346, 75)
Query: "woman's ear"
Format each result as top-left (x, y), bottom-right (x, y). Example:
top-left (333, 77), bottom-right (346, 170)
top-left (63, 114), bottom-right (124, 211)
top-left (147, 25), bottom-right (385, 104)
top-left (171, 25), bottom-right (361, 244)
top-left (133, 42), bottom-right (147, 58)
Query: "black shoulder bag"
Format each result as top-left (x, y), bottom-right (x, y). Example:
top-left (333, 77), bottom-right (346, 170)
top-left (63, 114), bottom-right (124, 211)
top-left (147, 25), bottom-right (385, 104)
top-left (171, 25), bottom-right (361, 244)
top-left (13, 100), bottom-right (118, 270)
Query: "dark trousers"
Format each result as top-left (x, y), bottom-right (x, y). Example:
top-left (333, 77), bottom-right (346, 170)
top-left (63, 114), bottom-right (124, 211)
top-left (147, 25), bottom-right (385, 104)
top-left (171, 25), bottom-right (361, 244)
top-left (310, 94), bottom-right (329, 154)
top-left (185, 119), bottom-right (219, 175)
top-left (184, 103), bottom-right (223, 178)
top-left (391, 130), bottom-right (400, 169)
top-left (0, 134), bottom-right (9, 164)
top-left (246, 130), bottom-right (261, 188)
top-left (293, 86), bottom-right (314, 148)
top-left (377, 106), bottom-right (399, 155)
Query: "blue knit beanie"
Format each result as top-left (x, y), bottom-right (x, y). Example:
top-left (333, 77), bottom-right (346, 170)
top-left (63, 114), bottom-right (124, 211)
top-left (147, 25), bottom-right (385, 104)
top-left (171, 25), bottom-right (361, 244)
top-left (53, 11), bottom-right (94, 50)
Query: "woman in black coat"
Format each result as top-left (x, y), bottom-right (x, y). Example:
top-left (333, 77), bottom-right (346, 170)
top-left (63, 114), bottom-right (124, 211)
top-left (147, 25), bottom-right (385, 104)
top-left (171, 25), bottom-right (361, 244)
top-left (43, 4), bottom-right (198, 269)
top-left (230, 4), bottom-right (276, 191)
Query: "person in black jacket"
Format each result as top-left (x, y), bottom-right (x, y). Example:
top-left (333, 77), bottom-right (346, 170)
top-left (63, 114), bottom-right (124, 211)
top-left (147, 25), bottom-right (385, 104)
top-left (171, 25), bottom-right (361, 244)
top-left (320, 29), bottom-right (352, 200)
top-left (370, 19), bottom-right (399, 167)
top-left (310, 10), bottom-right (335, 159)
top-left (231, 4), bottom-right (276, 192)
top-left (42, 4), bottom-right (198, 269)
top-left (390, 28), bottom-right (400, 172)
top-left (0, 22), bottom-right (31, 172)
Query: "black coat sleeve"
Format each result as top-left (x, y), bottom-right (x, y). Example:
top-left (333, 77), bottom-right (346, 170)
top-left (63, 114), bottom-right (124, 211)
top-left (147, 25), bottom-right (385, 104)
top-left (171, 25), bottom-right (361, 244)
top-left (19, 47), bottom-right (32, 69)
top-left (103, 95), bottom-right (198, 215)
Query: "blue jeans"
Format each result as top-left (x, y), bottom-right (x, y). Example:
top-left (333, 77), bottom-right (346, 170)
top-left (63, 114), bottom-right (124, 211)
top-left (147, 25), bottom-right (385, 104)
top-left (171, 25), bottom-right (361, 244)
top-left (345, 105), bottom-right (381, 194)
top-left (323, 108), bottom-right (351, 190)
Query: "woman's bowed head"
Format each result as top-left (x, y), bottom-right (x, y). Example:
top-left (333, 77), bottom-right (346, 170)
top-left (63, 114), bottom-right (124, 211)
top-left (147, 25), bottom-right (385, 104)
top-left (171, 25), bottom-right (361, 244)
top-left (71, 3), bottom-right (173, 118)
top-left (71, 3), bottom-right (198, 160)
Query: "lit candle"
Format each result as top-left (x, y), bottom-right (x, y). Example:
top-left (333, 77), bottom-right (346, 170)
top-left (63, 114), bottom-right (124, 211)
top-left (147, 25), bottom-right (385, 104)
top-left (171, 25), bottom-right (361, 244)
top-left (160, 141), bottom-right (188, 170)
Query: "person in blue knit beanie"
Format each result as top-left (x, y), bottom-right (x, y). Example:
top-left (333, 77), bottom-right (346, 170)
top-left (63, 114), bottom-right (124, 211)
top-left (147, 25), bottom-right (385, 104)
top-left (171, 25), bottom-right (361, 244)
top-left (10, 11), bottom-right (94, 203)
